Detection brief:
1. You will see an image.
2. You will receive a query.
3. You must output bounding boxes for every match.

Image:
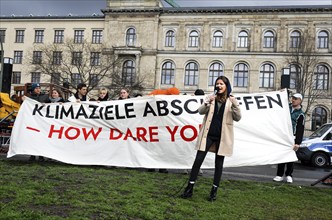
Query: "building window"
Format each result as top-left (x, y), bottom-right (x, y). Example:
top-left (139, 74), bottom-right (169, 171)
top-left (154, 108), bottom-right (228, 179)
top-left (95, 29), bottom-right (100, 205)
top-left (184, 62), bottom-right (199, 86)
top-left (31, 72), bottom-right (41, 83)
top-left (188, 31), bottom-right (199, 47)
top-left (234, 63), bottom-right (249, 87)
top-left (54, 30), bottom-right (64, 43)
top-left (51, 72), bottom-right (61, 85)
top-left (126, 28), bottom-right (136, 46)
top-left (161, 61), bottom-right (175, 85)
top-left (34, 30), bottom-right (44, 43)
top-left (72, 52), bottom-right (82, 65)
top-left (0, 30), bottom-right (5, 43)
top-left (92, 30), bottom-right (103, 44)
top-left (317, 31), bottom-right (329, 49)
top-left (263, 31), bottom-right (275, 48)
top-left (165, 30), bottom-right (175, 47)
top-left (289, 64), bottom-right (301, 89)
top-left (90, 52), bottom-right (101, 66)
top-left (53, 51), bottom-right (62, 65)
top-left (237, 31), bottom-right (249, 48)
top-left (32, 51), bottom-right (42, 64)
top-left (122, 60), bottom-right (136, 86)
top-left (90, 74), bottom-right (99, 87)
top-left (71, 73), bottom-right (82, 86)
top-left (290, 31), bottom-right (301, 48)
top-left (212, 31), bottom-right (223, 48)
top-left (313, 65), bottom-right (329, 90)
top-left (12, 71), bottom-right (21, 84)
top-left (311, 107), bottom-right (328, 131)
top-left (15, 30), bottom-right (25, 43)
top-left (74, 30), bottom-right (84, 43)
top-left (208, 62), bottom-right (223, 86)
top-left (259, 63), bottom-right (274, 88)
top-left (13, 51), bottom-right (23, 64)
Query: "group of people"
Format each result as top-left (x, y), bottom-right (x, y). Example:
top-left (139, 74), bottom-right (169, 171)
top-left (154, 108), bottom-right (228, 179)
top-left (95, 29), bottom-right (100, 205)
top-left (24, 77), bottom-right (305, 202)
top-left (26, 83), bottom-right (131, 104)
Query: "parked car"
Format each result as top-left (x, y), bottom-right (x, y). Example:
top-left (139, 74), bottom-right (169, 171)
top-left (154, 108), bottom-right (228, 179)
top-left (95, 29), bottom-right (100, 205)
top-left (296, 123), bottom-right (332, 167)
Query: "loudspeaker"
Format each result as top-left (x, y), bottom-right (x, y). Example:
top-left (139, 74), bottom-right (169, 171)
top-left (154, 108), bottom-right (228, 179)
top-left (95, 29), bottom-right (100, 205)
top-left (281, 75), bottom-right (290, 89)
top-left (2, 62), bottom-right (13, 94)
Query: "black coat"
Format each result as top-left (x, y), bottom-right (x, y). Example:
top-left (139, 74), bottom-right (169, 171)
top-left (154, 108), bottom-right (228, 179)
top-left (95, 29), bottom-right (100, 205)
top-left (30, 93), bottom-right (50, 103)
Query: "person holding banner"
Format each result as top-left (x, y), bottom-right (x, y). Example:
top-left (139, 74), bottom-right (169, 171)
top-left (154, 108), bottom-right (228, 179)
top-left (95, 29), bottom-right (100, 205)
top-left (181, 76), bottom-right (241, 201)
top-left (49, 88), bottom-right (66, 103)
top-left (273, 93), bottom-right (305, 183)
top-left (97, 87), bottom-right (110, 102)
top-left (118, 88), bottom-right (130, 100)
top-left (25, 83), bottom-right (50, 162)
top-left (27, 83), bottom-right (50, 103)
top-left (73, 83), bottom-right (88, 102)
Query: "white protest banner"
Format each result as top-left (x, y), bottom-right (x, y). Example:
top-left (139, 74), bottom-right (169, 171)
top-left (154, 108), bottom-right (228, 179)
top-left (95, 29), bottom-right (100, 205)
top-left (8, 90), bottom-right (297, 168)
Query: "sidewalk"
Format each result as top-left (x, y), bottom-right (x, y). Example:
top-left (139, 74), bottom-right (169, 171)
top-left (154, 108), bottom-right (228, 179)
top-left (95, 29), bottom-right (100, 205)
top-left (2, 154), bottom-right (331, 188)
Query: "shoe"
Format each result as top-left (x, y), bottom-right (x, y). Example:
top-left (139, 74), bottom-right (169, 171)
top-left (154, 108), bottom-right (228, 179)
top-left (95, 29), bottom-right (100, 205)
top-left (286, 176), bottom-right (293, 183)
top-left (273, 176), bottom-right (284, 182)
top-left (181, 182), bottom-right (194, 199)
top-left (208, 186), bottom-right (218, 201)
top-left (183, 169), bottom-right (189, 175)
top-left (322, 178), bottom-right (332, 185)
top-left (159, 169), bottom-right (168, 173)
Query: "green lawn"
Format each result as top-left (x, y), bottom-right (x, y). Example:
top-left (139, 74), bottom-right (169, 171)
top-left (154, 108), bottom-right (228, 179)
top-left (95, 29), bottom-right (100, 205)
top-left (0, 158), bottom-right (331, 220)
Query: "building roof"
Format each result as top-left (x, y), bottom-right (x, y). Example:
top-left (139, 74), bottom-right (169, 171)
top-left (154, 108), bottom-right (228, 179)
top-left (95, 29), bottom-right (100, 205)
top-left (0, 15), bottom-right (105, 19)
top-left (102, 4), bottom-right (332, 14)
top-left (1, 4), bottom-right (331, 19)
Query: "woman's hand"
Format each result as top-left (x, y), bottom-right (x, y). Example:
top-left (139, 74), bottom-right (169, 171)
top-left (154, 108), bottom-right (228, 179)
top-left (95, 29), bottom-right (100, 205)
top-left (204, 94), bottom-right (215, 105)
top-left (229, 96), bottom-right (238, 106)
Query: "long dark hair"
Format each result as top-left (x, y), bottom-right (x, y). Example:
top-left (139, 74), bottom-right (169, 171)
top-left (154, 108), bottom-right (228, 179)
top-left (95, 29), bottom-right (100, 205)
top-left (214, 76), bottom-right (231, 103)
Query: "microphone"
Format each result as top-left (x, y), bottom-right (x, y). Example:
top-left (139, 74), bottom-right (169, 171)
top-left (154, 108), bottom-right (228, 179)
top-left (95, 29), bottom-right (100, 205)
top-left (214, 87), bottom-right (220, 95)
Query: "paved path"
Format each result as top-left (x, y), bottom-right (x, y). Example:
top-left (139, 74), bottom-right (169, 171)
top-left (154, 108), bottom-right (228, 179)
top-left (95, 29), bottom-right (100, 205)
top-left (2, 154), bottom-right (331, 188)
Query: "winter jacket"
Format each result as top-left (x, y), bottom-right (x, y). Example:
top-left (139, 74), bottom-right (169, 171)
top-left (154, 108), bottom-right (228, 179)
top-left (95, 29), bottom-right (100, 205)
top-left (195, 97), bottom-right (241, 156)
top-left (29, 93), bottom-right (50, 103)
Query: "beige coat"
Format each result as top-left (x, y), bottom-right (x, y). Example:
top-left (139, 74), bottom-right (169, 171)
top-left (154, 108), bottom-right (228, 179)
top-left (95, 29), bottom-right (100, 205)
top-left (195, 97), bottom-right (242, 156)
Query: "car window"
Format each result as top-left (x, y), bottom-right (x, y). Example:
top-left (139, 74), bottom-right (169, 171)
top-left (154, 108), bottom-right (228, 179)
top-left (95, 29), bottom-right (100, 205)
top-left (323, 132), bottom-right (332, 141)
top-left (309, 124), bottom-right (332, 139)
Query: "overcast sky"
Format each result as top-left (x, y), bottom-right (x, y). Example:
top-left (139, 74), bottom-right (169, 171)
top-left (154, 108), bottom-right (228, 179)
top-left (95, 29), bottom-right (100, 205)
top-left (0, 0), bottom-right (331, 16)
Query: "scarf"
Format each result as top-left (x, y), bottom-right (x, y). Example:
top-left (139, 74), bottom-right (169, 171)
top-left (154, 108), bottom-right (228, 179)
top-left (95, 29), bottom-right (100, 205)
top-left (50, 97), bottom-right (61, 103)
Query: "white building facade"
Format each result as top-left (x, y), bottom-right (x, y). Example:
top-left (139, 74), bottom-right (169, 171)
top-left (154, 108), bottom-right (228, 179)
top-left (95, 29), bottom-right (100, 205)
top-left (0, 0), bottom-right (331, 131)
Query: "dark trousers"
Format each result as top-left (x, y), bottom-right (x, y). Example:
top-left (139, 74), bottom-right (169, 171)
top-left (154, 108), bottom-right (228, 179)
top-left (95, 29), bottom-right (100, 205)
top-left (189, 137), bottom-right (225, 187)
top-left (276, 162), bottom-right (294, 177)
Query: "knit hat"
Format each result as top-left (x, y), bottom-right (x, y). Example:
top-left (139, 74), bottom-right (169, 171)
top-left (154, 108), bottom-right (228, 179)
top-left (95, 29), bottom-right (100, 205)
top-left (31, 83), bottom-right (40, 91)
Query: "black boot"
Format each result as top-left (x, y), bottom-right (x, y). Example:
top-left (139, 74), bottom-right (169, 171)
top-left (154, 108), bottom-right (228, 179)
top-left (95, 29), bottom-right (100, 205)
top-left (181, 182), bottom-right (194, 199)
top-left (208, 186), bottom-right (218, 201)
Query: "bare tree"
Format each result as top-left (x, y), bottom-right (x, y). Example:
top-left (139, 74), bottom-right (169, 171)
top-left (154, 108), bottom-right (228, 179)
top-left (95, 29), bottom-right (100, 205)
top-left (285, 30), bottom-right (325, 116)
top-left (26, 39), bottom-right (146, 97)
top-left (107, 55), bottom-right (146, 99)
